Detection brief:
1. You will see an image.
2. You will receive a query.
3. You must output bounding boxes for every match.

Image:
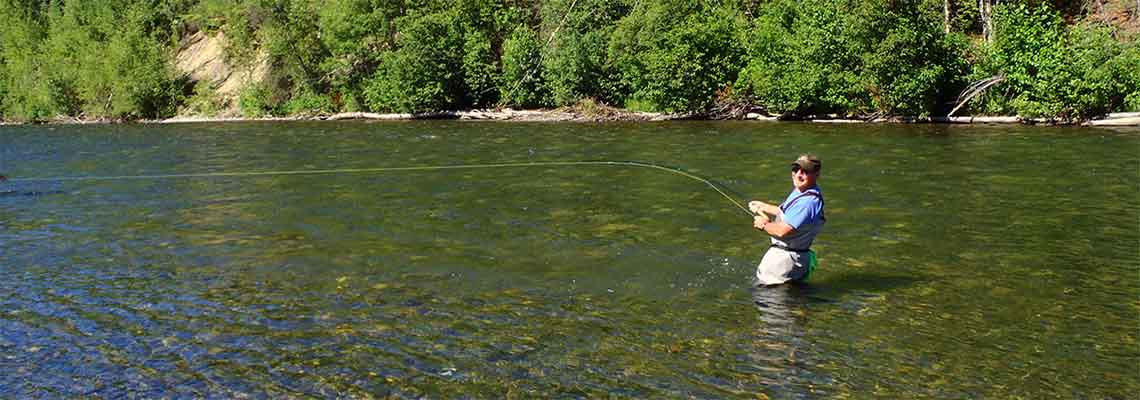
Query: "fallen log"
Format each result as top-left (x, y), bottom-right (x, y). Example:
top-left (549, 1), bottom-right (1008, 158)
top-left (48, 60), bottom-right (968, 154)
top-left (1086, 117), bottom-right (1140, 126)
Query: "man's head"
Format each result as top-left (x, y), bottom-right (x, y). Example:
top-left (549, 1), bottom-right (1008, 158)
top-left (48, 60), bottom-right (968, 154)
top-left (790, 154), bottom-right (820, 191)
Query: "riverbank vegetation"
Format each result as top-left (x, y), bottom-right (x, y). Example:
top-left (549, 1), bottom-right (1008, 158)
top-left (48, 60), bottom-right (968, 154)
top-left (0, 0), bottom-right (1136, 122)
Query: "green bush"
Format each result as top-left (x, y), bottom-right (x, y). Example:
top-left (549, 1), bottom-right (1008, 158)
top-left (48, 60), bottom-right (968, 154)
top-left (1124, 43), bottom-right (1140, 112)
top-left (856, 1), bottom-right (967, 116)
top-left (213, 1), bottom-right (268, 69)
top-left (0, 0), bottom-right (1132, 121)
top-left (36, 1), bottom-right (179, 120)
top-left (183, 81), bottom-right (224, 116)
top-left (238, 82), bottom-right (276, 117)
top-left (736, 0), bottom-right (867, 116)
top-left (317, 0), bottom-right (405, 112)
top-left (608, 0), bottom-right (745, 112)
top-left (970, 3), bottom-right (1137, 119)
top-left (540, 0), bottom-right (629, 106)
top-left (462, 30), bottom-right (500, 108)
top-left (364, 11), bottom-right (466, 113)
top-left (0, 1), bottom-right (56, 121)
top-left (948, 0), bottom-right (981, 34)
top-left (283, 89), bottom-right (334, 116)
top-left (1064, 24), bottom-right (1139, 117)
top-left (970, 3), bottom-right (1068, 117)
top-left (499, 25), bottom-right (549, 108)
top-left (317, 0), bottom-right (398, 91)
top-left (262, 0), bottom-right (328, 95)
top-left (542, 29), bottom-right (614, 106)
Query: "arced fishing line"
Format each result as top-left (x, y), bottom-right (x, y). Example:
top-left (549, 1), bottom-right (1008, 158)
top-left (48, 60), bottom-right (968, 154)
top-left (5, 160), bottom-right (755, 216)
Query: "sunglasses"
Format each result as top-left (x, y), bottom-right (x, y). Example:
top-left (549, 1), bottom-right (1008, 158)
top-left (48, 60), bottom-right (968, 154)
top-left (791, 165), bottom-right (817, 174)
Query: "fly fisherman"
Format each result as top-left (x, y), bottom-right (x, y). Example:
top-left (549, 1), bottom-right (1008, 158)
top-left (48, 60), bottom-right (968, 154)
top-left (749, 154), bottom-right (826, 285)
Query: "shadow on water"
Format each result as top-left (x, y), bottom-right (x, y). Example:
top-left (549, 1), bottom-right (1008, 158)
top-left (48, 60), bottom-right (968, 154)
top-left (751, 271), bottom-right (921, 305)
top-left (0, 189), bottom-right (65, 198)
top-left (807, 271), bottom-right (922, 298)
top-left (748, 271), bottom-right (922, 326)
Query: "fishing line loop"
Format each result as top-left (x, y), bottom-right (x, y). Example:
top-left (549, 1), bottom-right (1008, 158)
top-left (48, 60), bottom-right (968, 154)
top-left (6, 160), bottom-right (753, 216)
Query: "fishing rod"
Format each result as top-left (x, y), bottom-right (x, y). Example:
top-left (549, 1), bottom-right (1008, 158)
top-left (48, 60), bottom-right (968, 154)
top-left (1, 160), bottom-right (756, 217)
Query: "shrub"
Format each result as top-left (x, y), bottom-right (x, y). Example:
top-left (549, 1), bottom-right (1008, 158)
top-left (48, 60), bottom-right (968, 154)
top-left (856, 1), bottom-right (968, 116)
top-left (283, 89), bottom-right (334, 116)
top-left (0, 2), bottom-right (58, 121)
top-left (608, 0), bottom-right (746, 112)
top-left (1064, 24), bottom-right (1139, 117)
top-left (317, 0), bottom-right (398, 95)
top-left (736, 0), bottom-right (867, 116)
top-left (970, 3), bottom-right (1068, 117)
top-left (184, 81), bottom-right (225, 116)
top-left (499, 25), bottom-right (549, 108)
top-left (970, 3), bottom-right (1138, 119)
top-left (238, 82), bottom-right (276, 117)
top-left (1124, 43), bottom-right (1140, 112)
top-left (462, 30), bottom-right (499, 108)
top-left (35, 1), bottom-right (180, 120)
top-left (540, 0), bottom-right (629, 106)
top-left (364, 11), bottom-right (466, 112)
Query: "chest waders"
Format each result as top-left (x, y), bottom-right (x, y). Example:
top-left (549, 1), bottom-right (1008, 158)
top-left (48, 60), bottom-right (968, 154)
top-left (777, 190), bottom-right (825, 281)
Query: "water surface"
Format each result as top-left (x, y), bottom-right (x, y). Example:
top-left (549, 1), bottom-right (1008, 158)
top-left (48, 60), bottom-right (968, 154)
top-left (1, 121), bottom-right (1137, 398)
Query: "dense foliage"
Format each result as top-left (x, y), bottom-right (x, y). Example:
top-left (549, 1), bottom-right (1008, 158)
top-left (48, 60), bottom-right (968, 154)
top-left (0, 0), bottom-right (1135, 121)
top-left (970, 3), bottom-right (1140, 118)
top-left (0, 0), bottom-right (184, 121)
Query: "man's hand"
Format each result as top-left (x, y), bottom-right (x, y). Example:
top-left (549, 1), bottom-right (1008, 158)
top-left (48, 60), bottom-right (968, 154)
top-left (748, 200), bottom-right (765, 215)
top-left (753, 214), bottom-right (769, 230)
top-left (749, 200), bottom-right (778, 217)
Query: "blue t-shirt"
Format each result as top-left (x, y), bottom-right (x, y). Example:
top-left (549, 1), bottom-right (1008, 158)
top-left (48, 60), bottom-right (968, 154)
top-left (772, 185), bottom-right (825, 251)
top-left (780, 186), bottom-right (824, 229)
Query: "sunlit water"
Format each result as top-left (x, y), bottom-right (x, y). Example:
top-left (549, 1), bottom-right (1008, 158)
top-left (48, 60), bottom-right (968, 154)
top-left (1, 121), bottom-right (1136, 398)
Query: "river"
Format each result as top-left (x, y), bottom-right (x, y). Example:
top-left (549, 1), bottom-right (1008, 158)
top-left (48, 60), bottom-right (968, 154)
top-left (1, 121), bottom-right (1136, 398)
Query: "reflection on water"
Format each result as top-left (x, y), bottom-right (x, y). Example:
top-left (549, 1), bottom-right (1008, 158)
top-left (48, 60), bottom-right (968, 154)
top-left (749, 284), bottom-right (814, 391)
top-left (1, 122), bottom-right (1137, 398)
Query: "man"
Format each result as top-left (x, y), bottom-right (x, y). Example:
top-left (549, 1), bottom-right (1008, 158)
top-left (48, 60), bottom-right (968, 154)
top-left (749, 154), bottom-right (826, 285)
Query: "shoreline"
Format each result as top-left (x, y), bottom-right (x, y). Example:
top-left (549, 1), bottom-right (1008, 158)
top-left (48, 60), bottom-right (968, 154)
top-left (2, 110), bottom-right (1137, 126)
top-left (145, 110), bottom-right (1140, 126)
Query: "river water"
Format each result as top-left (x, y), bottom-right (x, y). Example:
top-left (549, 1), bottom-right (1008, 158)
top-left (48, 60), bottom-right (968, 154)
top-left (1, 121), bottom-right (1136, 398)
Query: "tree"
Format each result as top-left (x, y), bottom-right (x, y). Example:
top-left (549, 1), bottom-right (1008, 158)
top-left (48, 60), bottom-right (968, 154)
top-left (980, 0), bottom-right (994, 42)
top-left (539, 0), bottom-right (630, 106)
top-left (364, 10), bottom-right (467, 112)
top-left (317, 0), bottom-right (402, 110)
top-left (499, 25), bottom-right (549, 107)
top-left (736, 0), bottom-right (868, 116)
top-left (608, 0), bottom-right (745, 112)
top-left (858, 0), bottom-right (968, 116)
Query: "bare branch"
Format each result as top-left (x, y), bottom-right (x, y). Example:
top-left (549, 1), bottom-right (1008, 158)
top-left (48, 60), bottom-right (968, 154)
top-left (949, 75), bottom-right (1005, 117)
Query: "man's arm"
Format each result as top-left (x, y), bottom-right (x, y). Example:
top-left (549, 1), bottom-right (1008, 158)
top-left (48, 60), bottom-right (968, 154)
top-left (758, 220), bottom-right (795, 238)
top-left (754, 215), bottom-right (794, 237)
top-left (748, 200), bottom-right (781, 218)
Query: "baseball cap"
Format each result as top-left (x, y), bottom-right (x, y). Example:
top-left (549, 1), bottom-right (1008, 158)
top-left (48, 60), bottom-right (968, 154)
top-left (790, 154), bottom-right (821, 173)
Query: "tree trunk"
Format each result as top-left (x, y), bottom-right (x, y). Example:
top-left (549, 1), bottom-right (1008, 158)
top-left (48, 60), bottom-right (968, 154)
top-left (944, 0), bottom-right (952, 33)
top-left (979, 0), bottom-right (994, 43)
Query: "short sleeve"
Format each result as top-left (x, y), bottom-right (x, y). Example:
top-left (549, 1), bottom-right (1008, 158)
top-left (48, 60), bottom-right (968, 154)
top-left (781, 197), bottom-right (822, 229)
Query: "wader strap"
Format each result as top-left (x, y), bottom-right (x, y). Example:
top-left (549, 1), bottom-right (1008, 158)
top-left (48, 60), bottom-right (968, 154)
top-left (780, 190), bottom-right (823, 212)
top-left (780, 190), bottom-right (826, 222)
top-left (770, 243), bottom-right (810, 253)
